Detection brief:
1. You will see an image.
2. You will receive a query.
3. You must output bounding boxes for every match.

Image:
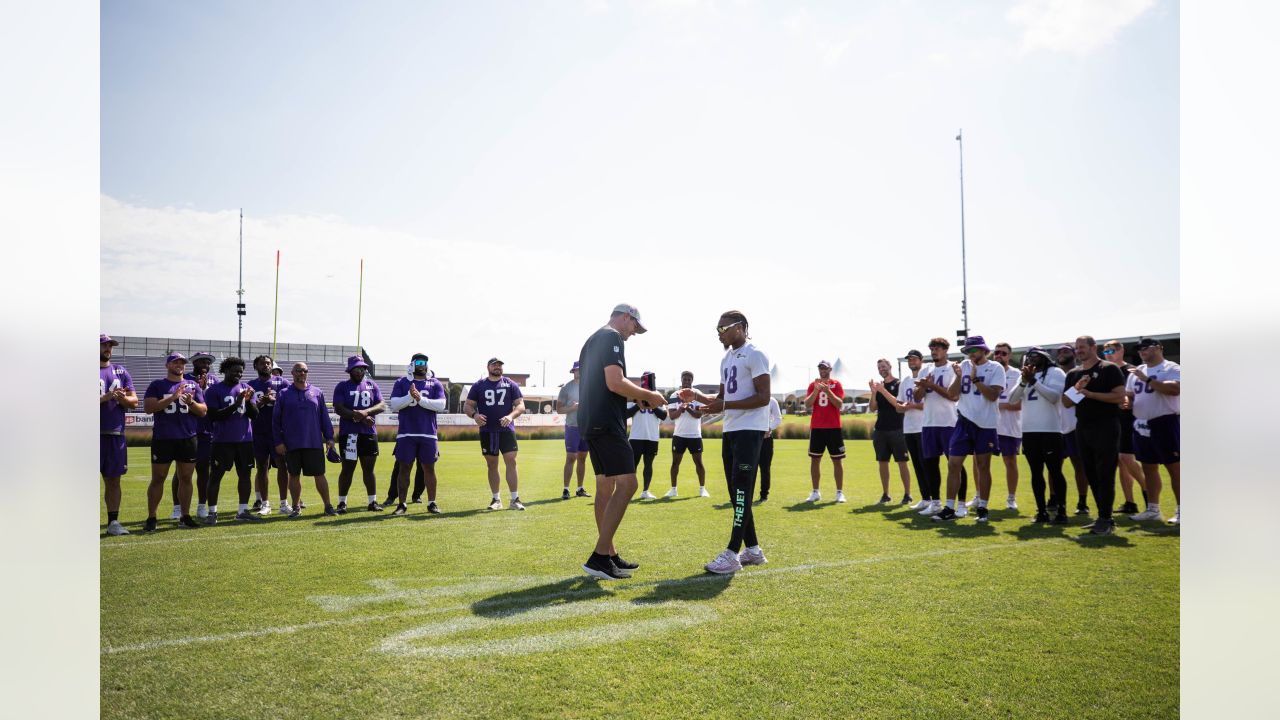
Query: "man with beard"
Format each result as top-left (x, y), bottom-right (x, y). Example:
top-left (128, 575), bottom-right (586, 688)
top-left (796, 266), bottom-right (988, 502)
top-left (933, 336), bottom-right (1005, 523)
top-left (272, 362), bottom-right (338, 517)
top-left (170, 352), bottom-right (217, 520)
top-left (804, 360), bottom-right (846, 503)
top-left (100, 334), bottom-right (138, 536)
top-left (387, 354), bottom-right (447, 516)
top-left (869, 358), bottom-right (912, 505)
top-left (1056, 344), bottom-right (1091, 515)
top-left (1103, 339), bottom-right (1145, 515)
top-left (466, 358), bottom-right (527, 511)
top-left (333, 355), bottom-right (387, 513)
top-left (872, 350), bottom-right (928, 509)
top-left (1062, 336), bottom-right (1128, 535)
top-left (666, 370), bottom-right (709, 498)
top-left (1126, 338), bottom-right (1181, 525)
top-left (993, 342), bottom-right (1023, 511)
top-left (143, 353), bottom-right (208, 531)
top-left (248, 355), bottom-right (289, 515)
top-left (203, 357), bottom-right (263, 524)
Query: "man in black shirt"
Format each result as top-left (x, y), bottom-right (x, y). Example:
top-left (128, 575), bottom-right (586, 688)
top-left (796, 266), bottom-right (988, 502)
top-left (1062, 336), bottom-right (1128, 535)
top-left (578, 303), bottom-right (668, 580)
top-left (869, 359), bottom-right (911, 505)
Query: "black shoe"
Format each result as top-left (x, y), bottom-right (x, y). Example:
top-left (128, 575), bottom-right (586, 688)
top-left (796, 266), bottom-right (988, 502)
top-left (411, 497), bottom-right (423, 504)
top-left (582, 554), bottom-right (631, 580)
top-left (250, 499), bottom-right (263, 512)
top-left (487, 498), bottom-right (502, 511)
top-left (1052, 512), bottom-right (1069, 525)
top-left (336, 501), bottom-right (347, 514)
top-left (288, 507), bottom-right (302, 518)
top-left (611, 554), bottom-right (639, 570)
top-left (427, 501), bottom-right (441, 514)
top-left (1090, 518), bottom-right (1116, 535)
top-left (1075, 503), bottom-right (1090, 516)
top-left (382, 497), bottom-right (396, 508)
top-left (235, 509), bottom-right (263, 522)
top-left (879, 494), bottom-right (892, 504)
top-left (144, 517), bottom-right (158, 533)
top-left (367, 501), bottom-right (384, 512)
top-left (178, 515), bottom-right (200, 529)
top-left (1046, 496), bottom-right (1059, 510)
top-left (392, 503), bottom-right (407, 516)
top-left (205, 511), bottom-right (218, 526)
top-left (323, 505), bottom-right (338, 517)
top-left (562, 488), bottom-right (571, 500)
top-left (932, 506), bottom-right (958, 522)
top-left (1034, 511), bottom-right (1050, 523)
top-left (756, 496), bottom-right (768, 504)
top-left (575, 487), bottom-right (591, 498)
top-left (975, 507), bottom-right (989, 523)
top-left (1116, 502), bottom-right (1139, 514)
top-left (901, 495), bottom-right (913, 505)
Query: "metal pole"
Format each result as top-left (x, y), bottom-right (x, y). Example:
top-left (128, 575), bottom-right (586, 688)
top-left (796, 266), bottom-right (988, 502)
top-left (272, 249), bottom-right (280, 364)
top-left (236, 209), bottom-right (244, 357)
top-left (357, 258), bottom-right (364, 350)
top-left (538, 360), bottom-right (546, 387)
top-left (957, 129), bottom-right (969, 338)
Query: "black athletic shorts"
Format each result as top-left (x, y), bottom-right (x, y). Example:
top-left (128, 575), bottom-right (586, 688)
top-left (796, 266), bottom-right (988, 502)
top-left (480, 430), bottom-right (518, 456)
top-left (338, 433), bottom-right (380, 460)
top-left (211, 441), bottom-right (255, 474)
top-left (585, 431), bottom-right (635, 477)
top-left (672, 436), bottom-right (704, 454)
top-left (630, 439), bottom-right (659, 458)
top-left (151, 436), bottom-right (198, 465)
top-left (808, 427), bottom-right (846, 458)
top-left (872, 429), bottom-right (909, 462)
top-left (285, 448), bottom-right (326, 477)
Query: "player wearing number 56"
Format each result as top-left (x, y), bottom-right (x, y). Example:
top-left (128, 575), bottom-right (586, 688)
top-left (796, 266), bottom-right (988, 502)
top-left (466, 358), bottom-right (527, 511)
top-left (142, 353), bottom-right (208, 532)
top-left (803, 360), bottom-right (846, 503)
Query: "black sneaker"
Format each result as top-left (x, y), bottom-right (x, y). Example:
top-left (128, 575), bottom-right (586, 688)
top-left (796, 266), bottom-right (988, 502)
top-left (1075, 503), bottom-right (1090, 516)
top-left (392, 503), bottom-right (407, 516)
top-left (582, 554), bottom-right (631, 580)
top-left (576, 487), bottom-right (591, 498)
top-left (367, 501), bottom-right (384, 512)
top-left (1033, 510), bottom-right (1050, 523)
top-left (562, 488), bottom-right (571, 500)
top-left (143, 517), bottom-right (158, 533)
top-left (932, 506), bottom-right (958, 522)
top-left (427, 501), bottom-right (441, 514)
top-left (611, 554), bottom-right (639, 570)
top-left (901, 495), bottom-right (913, 505)
top-left (288, 507), bottom-right (302, 518)
top-left (178, 515), bottom-right (200, 529)
top-left (205, 511), bottom-right (219, 526)
top-left (879, 494), bottom-right (892, 504)
top-left (1052, 512), bottom-right (1069, 525)
top-left (487, 498), bottom-right (502, 511)
top-left (1116, 502), bottom-right (1139, 514)
top-left (1090, 518), bottom-right (1116, 535)
top-left (411, 497), bottom-right (423, 504)
top-left (975, 507), bottom-right (989, 523)
top-left (235, 509), bottom-right (263, 522)
top-left (250, 499), bottom-right (263, 512)
top-left (336, 501), bottom-right (347, 514)
top-left (323, 505), bottom-right (338, 517)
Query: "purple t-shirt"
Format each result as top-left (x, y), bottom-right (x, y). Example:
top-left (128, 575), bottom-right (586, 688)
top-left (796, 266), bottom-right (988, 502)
top-left (391, 376), bottom-right (446, 437)
top-left (100, 363), bottom-right (135, 435)
top-left (146, 377), bottom-right (206, 440)
top-left (249, 375), bottom-right (289, 442)
top-left (272, 382), bottom-right (333, 449)
top-left (467, 377), bottom-right (523, 433)
top-left (334, 378), bottom-right (384, 436)
top-left (204, 381), bottom-right (255, 443)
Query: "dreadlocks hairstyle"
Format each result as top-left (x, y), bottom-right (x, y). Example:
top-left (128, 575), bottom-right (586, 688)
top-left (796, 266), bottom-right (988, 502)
top-left (220, 356), bottom-right (246, 374)
top-left (720, 310), bottom-right (749, 336)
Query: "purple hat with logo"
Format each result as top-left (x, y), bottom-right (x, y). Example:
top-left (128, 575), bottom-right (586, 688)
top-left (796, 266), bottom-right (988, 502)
top-left (961, 336), bottom-right (991, 353)
top-left (100, 333), bottom-right (119, 346)
top-left (166, 352), bottom-right (188, 364)
top-left (347, 355), bottom-right (370, 371)
top-left (570, 361), bottom-right (580, 372)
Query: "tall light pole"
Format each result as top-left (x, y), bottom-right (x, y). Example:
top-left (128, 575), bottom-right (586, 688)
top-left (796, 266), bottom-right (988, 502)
top-left (956, 130), bottom-right (970, 343)
top-left (236, 208), bottom-right (246, 357)
top-left (537, 360), bottom-right (546, 387)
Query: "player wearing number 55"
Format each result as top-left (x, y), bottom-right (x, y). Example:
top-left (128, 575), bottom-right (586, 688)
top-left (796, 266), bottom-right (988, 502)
top-left (466, 358), bottom-right (527, 511)
top-left (804, 359), bottom-right (846, 503)
top-left (142, 353), bottom-right (208, 532)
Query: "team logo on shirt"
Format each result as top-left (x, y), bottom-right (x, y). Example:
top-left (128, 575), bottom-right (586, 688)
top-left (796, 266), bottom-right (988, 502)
top-left (613, 346), bottom-right (620, 352)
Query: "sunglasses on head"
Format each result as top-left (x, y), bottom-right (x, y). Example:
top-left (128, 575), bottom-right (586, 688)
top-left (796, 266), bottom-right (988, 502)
top-left (716, 320), bottom-right (743, 334)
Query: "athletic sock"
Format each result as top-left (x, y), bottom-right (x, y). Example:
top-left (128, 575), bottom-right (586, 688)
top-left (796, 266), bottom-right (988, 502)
top-left (511, 492), bottom-right (519, 500)
top-left (945, 499), bottom-right (956, 509)
top-left (368, 495), bottom-right (377, 503)
top-left (977, 498), bottom-right (988, 508)
top-left (492, 493), bottom-right (500, 501)
top-left (238, 503), bottom-right (248, 512)
top-left (338, 495), bottom-right (347, 504)
top-left (747, 545), bottom-right (761, 554)
top-left (107, 511), bottom-right (119, 522)
top-left (172, 504), bottom-right (180, 513)
top-left (197, 503), bottom-right (206, 512)
top-left (256, 491), bottom-right (265, 502)
top-left (209, 505), bottom-right (217, 513)
top-left (1007, 494), bottom-right (1016, 502)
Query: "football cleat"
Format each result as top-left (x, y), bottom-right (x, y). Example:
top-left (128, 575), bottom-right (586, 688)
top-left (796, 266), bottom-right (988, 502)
top-left (932, 506), bottom-right (958, 522)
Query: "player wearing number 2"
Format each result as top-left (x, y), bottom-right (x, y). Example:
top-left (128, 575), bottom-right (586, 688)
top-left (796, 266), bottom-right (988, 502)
top-left (100, 334), bottom-right (138, 536)
top-left (804, 360), bottom-right (846, 503)
top-left (333, 355), bottom-right (387, 514)
top-left (142, 353), bottom-right (208, 532)
top-left (465, 358), bottom-right (527, 511)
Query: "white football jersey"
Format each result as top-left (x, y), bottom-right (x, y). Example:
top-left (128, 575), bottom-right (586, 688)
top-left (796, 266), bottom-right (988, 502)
top-left (1127, 360), bottom-right (1180, 420)
top-left (897, 369), bottom-right (925, 434)
top-left (1059, 397), bottom-right (1077, 434)
top-left (720, 342), bottom-right (771, 432)
top-left (956, 359), bottom-right (1005, 430)
top-left (921, 362), bottom-right (958, 428)
top-left (996, 365), bottom-right (1023, 438)
top-left (668, 392), bottom-right (704, 439)
top-left (627, 403), bottom-right (661, 442)
top-left (1010, 366), bottom-right (1066, 433)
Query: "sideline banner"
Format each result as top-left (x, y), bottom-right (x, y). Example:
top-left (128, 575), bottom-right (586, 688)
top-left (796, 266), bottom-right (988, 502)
top-left (125, 413), bottom-right (568, 428)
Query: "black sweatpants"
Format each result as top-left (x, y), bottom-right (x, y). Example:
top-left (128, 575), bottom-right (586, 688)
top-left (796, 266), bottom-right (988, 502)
top-left (1023, 432), bottom-right (1067, 514)
top-left (923, 456), bottom-right (967, 501)
top-left (1077, 418), bottom-right (1120, 521)
top-left (905, 432), bottom-right (927, 500)
top-left (757, 436), bottom-right (774, 500)
top-left (631, 439), bottom-right (659, 491)
top-left (208, 442), bottom-right (254, 507)
top-left (721, 430), bottom-right (763, 552)
top-left (385, 459), bottom-right (425, 503)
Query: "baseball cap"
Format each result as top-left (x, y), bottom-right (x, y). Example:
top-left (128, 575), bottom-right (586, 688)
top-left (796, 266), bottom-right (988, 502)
top-left (817, 360), bottom-right (832, 369)
top-left (905, 349), bottom-right (923, 360)
top-left (166, 352), bottom-right (188, 364)
top-left (191, 352), bottom-right (215, 362)
top-left (347, 355), bottom-right (370, 371)
top-left (1024, 346), bottom-right (1052, 362)
top-left (100, 333), bottom-right (119, 346)
top-left (487, 357), bottom-right (504, 366)
top-left (1137, 337), bottom-right (1162, 349)
top-left (1057, 344), bottom-right (1075, 354)
top-left (612, 303), bottom-right (647, 333)
top-left (570, 361), bottom-right (580, 372)
top-left (961, 336), bottom-right (990, 353)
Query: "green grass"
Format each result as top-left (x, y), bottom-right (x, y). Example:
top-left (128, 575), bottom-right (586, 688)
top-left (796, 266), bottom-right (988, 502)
top-left (101, 439), bottom-right (1179, 720)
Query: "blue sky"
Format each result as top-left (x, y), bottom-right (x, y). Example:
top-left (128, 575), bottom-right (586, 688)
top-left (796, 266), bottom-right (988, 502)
top-left (101, 0), bottom-right (1178, 390)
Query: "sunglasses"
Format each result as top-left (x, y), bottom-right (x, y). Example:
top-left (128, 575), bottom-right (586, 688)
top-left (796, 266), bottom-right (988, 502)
top-left (716, 320), bottom-right (744, 334)
top-left (293, 369), bottom-right (308, 374)
top-left (413, 359), bottom-right (427, 366)
top-left (1102, 348), bottom-right (1119, 355)
top-left (992, 350), bottom-right (1009, 357)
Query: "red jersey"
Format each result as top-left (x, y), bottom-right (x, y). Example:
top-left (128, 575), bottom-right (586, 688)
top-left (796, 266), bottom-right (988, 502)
top-left (807, 379), bottom-right (844, 429)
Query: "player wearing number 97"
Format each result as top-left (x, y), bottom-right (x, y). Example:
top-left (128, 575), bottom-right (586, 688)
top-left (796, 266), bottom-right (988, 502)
top-left (466, 358), bottom-right (527, 511)
top-left (804, 360), bottom-right (846, 503)
top-left (100, 334), bottom-right (138, 536)
top-left (203, 357), bottom-right (261, 525)
top-left (333, 355), bottom-right (387, 514)
top-left (142, 353), bottom-right (208, 532)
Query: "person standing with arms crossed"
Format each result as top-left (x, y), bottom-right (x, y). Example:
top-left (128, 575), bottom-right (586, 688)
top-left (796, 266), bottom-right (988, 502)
top-left (869, 358), bottom-right (912, 505)
top-left (804, 360), bottom-right (846, 503)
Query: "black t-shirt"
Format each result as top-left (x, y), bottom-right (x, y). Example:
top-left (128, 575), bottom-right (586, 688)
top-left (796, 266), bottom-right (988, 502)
top-left (874, 378), bottom-right (904, 431)
top-left (1064, 361), bottom-right (1126, 425)
top-left (1115, 362), bottom-right (1135, 428)
top-left (577, 326), bottom-right (628, 437)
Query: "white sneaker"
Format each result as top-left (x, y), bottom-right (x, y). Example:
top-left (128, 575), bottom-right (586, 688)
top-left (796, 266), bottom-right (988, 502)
top-left (280, 502), bottom-right (293, 515)
top-left (738, 547), bottom-right (768, 566)
top-left (1131, 507), bottom-right (1161, 521)
top-left (704, 549), bottom-right (742, 574)
top-left (919, 501), bottom-right (942, 516)
top-left (640, 490), bottom-right (657, 500)
top-left (956, 504), bottom-right (969, 518)
top-left (965, 498), bottom-right (977, 509)
top-left (196, 505), bottom-right (208, 519)
top-left (106, 520), bottom-right (129, 536)
top-left (910, 499), bottom-right (929, 510)
top-left (699, 486), bottom-right (710, 498)
top-left (1006, 498), bottom-right (1018, 511)
top-left (1168, 508), bottom-right (1179, 525)
top-left (664, 487), bottom-right (678, 499)
top-left (835, 491), bottom-right (847, 503)
top-left (259, 502), bottom-right (272, 516)
top-left (170, 506), bottom-right (181, 520)
top-left (806, 490), bottom-right (821, 503)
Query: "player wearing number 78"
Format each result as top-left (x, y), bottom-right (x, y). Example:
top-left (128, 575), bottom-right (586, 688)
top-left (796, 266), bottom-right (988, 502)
top-left (465, 358), bottom-right (527, 511)
top-left (333, 355), bottom-right (387, 514)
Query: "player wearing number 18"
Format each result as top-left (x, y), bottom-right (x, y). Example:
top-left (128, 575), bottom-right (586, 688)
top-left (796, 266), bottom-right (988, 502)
top-left (333, 355), bottom-right (387, 514)
top-left (465, 358), bottom-right (527, 511)
top-left (203, 357), bottom-right (262, 525)
top-left (142, 353), bottom-right (208, 532)
top-left (804, 360), bottom-right (846, 503)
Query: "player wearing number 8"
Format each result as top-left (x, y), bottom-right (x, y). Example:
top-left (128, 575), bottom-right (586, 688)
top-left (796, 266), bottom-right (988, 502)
top-left (333, 355), bottom-right (387, 514)
top-left (142, 353), bottom-right (208, 532)
top-left (804, 360), bottom-right (846, 503)
top-left (465, 358), bottom-right (527, 511)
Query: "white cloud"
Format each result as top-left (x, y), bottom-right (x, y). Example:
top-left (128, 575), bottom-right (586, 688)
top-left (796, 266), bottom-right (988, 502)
top-left (1008, 0), bottom-right (1157, 54)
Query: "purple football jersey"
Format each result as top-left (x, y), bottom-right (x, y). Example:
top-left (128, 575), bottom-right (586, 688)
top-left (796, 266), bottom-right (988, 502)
top-left (334, 378), bottom-right (384, 435)
top-left (248, 375), bottom-right (289, 441)
top-left (185, 372), bottom-right (219, 437)
top-left (146, 378), bottom-right (206, 440)
top-left (391, 377), bottom-right (446, 437)
top-left (467, 377), bottom-right (523, 433)
top-left (271, 382), bottom-right (333, 449)
top-left (204, 380), bottom-right (255, 443)
top-left (99, 363), bottom-right (134, 435)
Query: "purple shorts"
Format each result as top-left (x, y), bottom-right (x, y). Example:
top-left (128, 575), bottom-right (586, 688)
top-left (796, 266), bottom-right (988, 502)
top-left (1064, 430), bottom-right (1080, 459)
top-left (996, 434), bottom-right (1022, 457)
top-left (100, 435), bottom-right (128, 477)
top-left (394, 436), bottom-right (439, 465)
top-left (1134, 415), bottom-right (1179, 465)
top-left (921, 426), bottom-right (952, 460)
top-left (948, 415), bottom-right (998, 457)
top-left (564, 425), bottom-right (589, 453)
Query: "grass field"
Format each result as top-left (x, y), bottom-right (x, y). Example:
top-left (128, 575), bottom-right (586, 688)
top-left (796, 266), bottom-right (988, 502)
top-left (101, 439), bottom-right (1179, 720)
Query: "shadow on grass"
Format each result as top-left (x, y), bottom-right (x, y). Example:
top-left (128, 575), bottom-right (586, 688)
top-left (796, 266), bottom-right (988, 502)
top-left (633, 572), bottom-right (732, 605)
top-left (782, 501), bottom-right (826, 512)
top-left (849, 503), bottom-right (895, 515)
top-left (894, 518), bottom-right (998, 538)
top-left (1122, 523), bottom-right (1180, 538)
top-left (1006, 522), bottom-right (1070, 541)
top-left (471, 576), bottom-right (614, 617)
top-left (1066, 532), bottom-right (1135, 548)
